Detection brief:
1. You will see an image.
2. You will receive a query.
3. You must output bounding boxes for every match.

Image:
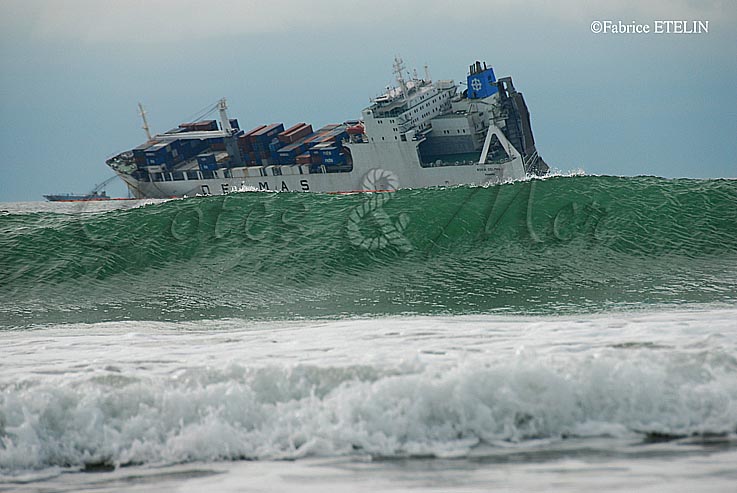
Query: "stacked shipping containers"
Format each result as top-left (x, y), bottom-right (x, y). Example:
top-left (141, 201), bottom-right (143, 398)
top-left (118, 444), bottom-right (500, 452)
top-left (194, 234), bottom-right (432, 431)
top-left (278, 123), bottom-right (313, 144)
top-left (137, 139), bottom-right (210, 170)
top-left (230, 122), bottom-right (349, 167)
top-left (249, 123), bottom-right (284, 165)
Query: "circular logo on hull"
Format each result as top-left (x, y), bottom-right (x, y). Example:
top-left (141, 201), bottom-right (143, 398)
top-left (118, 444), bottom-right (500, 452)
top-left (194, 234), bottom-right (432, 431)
top-left (362, 168), bottom-right (399, 192)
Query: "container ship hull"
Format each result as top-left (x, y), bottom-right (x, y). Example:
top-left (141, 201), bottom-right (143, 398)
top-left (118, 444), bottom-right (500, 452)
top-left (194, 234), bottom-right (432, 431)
top-left (116, 157), bottom-right (525, 197)
top-left (107, 59), bottom-right (548, 198)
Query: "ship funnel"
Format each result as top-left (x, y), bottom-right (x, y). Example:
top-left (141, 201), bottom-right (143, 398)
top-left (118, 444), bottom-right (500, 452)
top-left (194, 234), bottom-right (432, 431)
top-left (467, 61), bottom-right (498, 99)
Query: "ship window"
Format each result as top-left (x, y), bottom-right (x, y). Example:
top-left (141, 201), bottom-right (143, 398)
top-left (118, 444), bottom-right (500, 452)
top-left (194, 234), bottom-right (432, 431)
top-left (382, 137), bottom-right (385, 140)
top-left (401, 134), bottom-right (407, 141)
top-left (394, 136), bottom-right (397, 140)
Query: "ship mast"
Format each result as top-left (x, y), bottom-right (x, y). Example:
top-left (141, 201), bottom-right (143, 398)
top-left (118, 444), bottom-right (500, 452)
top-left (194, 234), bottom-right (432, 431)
top-left (138, 102), bottom-right (152, 141)
top-left (393, 56), bottom-right (408, 101)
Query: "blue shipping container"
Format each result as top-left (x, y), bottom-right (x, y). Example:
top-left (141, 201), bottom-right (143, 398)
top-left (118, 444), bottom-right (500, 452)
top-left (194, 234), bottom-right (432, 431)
top-left (268, 139), bottom-right (284, 153)
top-left (323, 155), bottom-right (345, 165)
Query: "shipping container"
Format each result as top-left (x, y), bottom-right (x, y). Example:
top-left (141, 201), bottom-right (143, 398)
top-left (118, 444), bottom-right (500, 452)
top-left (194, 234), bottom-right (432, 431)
top-left (296, 153), bottom-right (312, 165)
top-left (251, 123), bottom-right (285, 144)
top-left (237, 134), bottom-right (253, 153)
top-left (243, 124), bottom-right (267, 140)
top-left (268, 139), bottom-right (284, 153)
top-left (311, 142), bottom-right (333, 151)
top-left (264, 165), bottom-right (283, 177)
top-left (322, 155), bottom-right (346, 165)
top-left (245, 167), bottom-right (264, 178)
top-left (178, 122), bottom-right (198, 131)
top-left (320, 146), bottom-right (341, 157)
top-left (277, 142), bottom-right (308, 164)
top-left (144, 142), bottom-right (173, 165)
top-left (197, 152), bottom-right (217, 169)
top-left (228, 167), bottom-right (247, 178)
top-left (314, 124), bottom-right (341, 133)
top-left (279, 122), bottom-right (306, 138)
top-left (193, 120), bottom-right (218, 131)
top-left (278, 123), bottom-right (313, 144)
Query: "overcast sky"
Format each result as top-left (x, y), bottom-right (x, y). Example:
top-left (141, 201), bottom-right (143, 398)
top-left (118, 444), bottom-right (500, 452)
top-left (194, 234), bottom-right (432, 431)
top-left (1, 0), bottom-right (735, 201)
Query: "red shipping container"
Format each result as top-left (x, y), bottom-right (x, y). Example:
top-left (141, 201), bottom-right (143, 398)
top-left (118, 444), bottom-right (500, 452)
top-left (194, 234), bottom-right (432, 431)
top-left (278, 123), bottom-right (306, 142)
top-left (296, 153), bottom-right (312, 165)
top-left (243, 124), bottom-right (268, 143)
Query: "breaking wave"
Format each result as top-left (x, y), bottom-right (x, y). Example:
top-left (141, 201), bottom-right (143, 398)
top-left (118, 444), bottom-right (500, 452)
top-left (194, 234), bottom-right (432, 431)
top-left (1, 328), bottom-right (736, 471)
top-left (1, 175), bottom-right (736, 326)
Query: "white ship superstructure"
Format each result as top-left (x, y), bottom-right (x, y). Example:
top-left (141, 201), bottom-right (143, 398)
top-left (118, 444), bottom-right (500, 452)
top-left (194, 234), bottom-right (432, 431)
top-left (106, 58), bottom-right (548, 198)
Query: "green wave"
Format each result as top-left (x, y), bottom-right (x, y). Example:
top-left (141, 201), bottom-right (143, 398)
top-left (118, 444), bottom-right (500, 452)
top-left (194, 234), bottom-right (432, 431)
top-left (1, 175), bottom-right (736, 326)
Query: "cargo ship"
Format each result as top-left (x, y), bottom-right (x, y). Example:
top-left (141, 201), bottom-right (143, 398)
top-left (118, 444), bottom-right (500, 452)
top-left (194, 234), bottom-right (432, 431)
top-left (43, 191), bottom-right (110, 202)
top-left (106, 58), bottom-right (549, 198)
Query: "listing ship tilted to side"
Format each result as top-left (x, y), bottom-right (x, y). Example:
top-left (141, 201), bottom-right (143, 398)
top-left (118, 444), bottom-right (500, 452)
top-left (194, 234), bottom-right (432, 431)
top-left (106, 58), bottom-right (549, 198)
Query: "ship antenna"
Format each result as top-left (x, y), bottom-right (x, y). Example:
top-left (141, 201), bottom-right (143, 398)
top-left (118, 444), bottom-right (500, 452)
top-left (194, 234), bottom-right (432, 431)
top-left (424, 64), bottom-right (431, 83)
top-left (393, 55), bottom-right (408, 101)
top-left (218, 98), bottom-right (233, 133)
top-left (138, 102), bottom-right (152, 141)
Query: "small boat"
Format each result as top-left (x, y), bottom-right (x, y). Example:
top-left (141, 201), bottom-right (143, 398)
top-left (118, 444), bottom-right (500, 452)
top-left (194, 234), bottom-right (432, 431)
top-left (43, 191), bottom-right (110, 202)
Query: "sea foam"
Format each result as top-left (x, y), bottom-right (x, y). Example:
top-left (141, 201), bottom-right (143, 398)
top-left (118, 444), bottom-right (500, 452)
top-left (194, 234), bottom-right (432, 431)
top-left (2, 311), bottom-right (736, 472)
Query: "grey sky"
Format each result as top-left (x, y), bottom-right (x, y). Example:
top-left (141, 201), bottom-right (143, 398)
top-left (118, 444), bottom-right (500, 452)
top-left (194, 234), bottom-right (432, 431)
top-left (1, 0), bottom-right (735, 201)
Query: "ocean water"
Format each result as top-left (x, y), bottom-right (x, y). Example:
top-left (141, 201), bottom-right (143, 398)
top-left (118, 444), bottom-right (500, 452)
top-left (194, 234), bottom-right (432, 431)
top-left (1, 175), bottom-right (736, 492)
